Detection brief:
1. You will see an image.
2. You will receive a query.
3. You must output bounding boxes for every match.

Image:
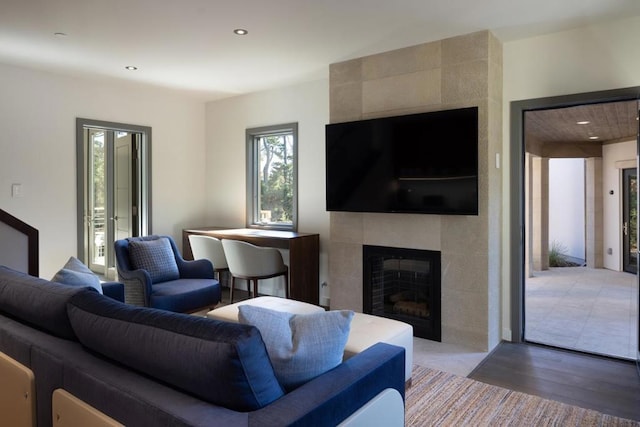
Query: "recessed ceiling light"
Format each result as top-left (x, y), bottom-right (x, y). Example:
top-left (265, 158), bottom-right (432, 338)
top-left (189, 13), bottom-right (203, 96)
top-left (588, 136), bottom-right (599, 140)
top-left (234, 29), bottom-right (248, 35)
top-left (125, 66), bottom-right (138, 71)
top-left (54, 32), bottom-right (67, 37)
top-left (576, 121), bottom-right (590, 125)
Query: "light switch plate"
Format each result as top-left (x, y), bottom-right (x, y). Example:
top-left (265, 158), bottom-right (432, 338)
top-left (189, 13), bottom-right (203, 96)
top-left (11, 183), bottom-right (23, 198)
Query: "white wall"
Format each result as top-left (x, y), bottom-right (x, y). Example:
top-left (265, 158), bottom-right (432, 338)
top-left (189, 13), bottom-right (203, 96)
top-left (603, 139), bottom-right (636, 271)
top-left (503, 15), bottom-right (640, 339)
top-left (0, 63), bottom-right (207, 278)
top-left (548, 158), bottom-right (585, 260)
top-left (205, 79), bottom-right (330, 302)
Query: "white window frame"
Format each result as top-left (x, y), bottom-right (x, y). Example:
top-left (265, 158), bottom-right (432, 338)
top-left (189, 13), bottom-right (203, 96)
top-left (246, 123), bottom-right (298, 231)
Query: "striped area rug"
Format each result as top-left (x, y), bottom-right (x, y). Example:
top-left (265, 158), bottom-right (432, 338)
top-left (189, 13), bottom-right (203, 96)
top-left (406, 365), bottom-right (640, 426)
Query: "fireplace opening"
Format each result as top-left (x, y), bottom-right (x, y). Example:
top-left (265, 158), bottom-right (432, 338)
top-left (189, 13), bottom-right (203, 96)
top-left (363, 245), bottom-right (441, 341)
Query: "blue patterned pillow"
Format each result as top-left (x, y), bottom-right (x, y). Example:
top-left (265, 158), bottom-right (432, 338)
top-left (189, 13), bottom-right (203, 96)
top-left (129, 238), bottom-right (180, 283)
top-left (238, 305), bottom-right (354, 391)
top-left (52, 256), bottom-right (103, 294)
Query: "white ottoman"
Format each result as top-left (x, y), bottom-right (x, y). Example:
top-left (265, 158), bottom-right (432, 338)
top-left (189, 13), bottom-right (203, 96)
top-left (343, 312), bottom-right (413, 382)
top-left (206, 296), bottom-right (325, 321)
top-left (206, 297), bottom-right (413, 382)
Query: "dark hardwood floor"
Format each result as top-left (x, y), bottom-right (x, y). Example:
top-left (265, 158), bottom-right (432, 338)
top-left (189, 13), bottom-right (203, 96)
top-left (468, 342), bottom-right (640, 421)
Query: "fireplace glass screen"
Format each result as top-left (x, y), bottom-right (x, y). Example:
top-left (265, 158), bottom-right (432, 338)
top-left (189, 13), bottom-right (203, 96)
top-left (363, 245), bottom-right (441, 341)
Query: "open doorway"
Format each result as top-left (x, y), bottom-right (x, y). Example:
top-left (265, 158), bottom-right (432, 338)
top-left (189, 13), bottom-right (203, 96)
top-left (510, 89), bottom-right (640, 362)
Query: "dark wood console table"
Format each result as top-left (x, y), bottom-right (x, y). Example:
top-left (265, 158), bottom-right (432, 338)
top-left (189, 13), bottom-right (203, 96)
top-left (183, 227), bottom-right (319, 305)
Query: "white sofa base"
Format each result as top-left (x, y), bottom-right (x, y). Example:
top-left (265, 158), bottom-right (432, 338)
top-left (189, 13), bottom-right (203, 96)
top-left (338, 388), bottom-right (404, 427)
top-left (0, 351), bottom-right (35, 427)
top-left (53, 389), bottom-right (123, 427)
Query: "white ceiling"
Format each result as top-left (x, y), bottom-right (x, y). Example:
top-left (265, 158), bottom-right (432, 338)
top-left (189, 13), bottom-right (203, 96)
top-left (2, 0), bottom-right (640, 101)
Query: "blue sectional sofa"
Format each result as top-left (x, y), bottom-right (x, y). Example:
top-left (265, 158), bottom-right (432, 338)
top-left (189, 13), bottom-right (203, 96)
top-left (0, 266), bottom-right (405, 426)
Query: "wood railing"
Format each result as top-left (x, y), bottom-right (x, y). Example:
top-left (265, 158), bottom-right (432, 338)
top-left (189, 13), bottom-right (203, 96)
top-left (0, 209), bottom-right (38, 276)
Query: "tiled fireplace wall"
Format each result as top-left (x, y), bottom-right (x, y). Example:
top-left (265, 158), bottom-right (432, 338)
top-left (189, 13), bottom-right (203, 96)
top-left (328, 31), bottom-right (503, 351)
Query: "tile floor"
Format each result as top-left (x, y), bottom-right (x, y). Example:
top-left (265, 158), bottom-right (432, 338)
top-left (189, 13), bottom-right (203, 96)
top-left (412, 337), bottom-right (488, 376)
top-left (525, 267), bottom-right (638, 360)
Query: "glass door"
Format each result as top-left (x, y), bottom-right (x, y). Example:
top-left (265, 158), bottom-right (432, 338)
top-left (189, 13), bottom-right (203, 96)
top-left (77, 119), bottom-right (151, 280)
top-left (636, 109), bottom-right (640, 376)
top-left (87, 129), bottom-right (107, 273)
top-left (85, 127), bottom-right (134, 279)
top-left (623, 167), bottom-right (637, 274)
top-left (114, 131), bottom-right (135, 241)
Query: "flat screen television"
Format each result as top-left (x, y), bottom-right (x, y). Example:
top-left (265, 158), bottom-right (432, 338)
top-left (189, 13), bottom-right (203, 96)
top-left (325, 106), bottom-right (478, 215)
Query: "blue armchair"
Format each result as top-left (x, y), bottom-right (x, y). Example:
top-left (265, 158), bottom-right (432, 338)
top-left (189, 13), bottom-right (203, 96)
top-left (114, 235), bottom-right (221, 313)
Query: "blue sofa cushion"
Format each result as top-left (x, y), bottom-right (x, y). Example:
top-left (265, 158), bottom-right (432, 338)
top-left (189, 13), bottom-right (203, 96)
top-left (128, 237), bottom-right (180, 283)
top-left (0, 266), bottom-right (91, 340)
top-left (239, 305), bottom-right (354, 391)
top-left (66, 291), bottom-right (285, 411)
top-left (51, 257), bottom-right (103, 294)
top-left (149, 278), bottom-right (220, 313)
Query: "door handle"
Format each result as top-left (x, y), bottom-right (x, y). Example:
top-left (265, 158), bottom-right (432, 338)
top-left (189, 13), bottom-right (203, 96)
top-left (624, 222), bottom-right (628, 236)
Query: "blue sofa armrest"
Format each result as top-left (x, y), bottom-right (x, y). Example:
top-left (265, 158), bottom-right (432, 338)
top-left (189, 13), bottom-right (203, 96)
top-left (248, 342), bottom-right (405, 427)
top-left (177, 258), bottom-right (215, 279)
top-left (100, 282), bottom-right (124, 302)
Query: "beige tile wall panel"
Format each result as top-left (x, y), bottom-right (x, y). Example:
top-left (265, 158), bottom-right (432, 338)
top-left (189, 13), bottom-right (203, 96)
top-left (585, 157), bottom-right (604, 268)
top-left (531, 157), bottom-right (550, 271)
top-left (330, 82), bottom-right (363, 123)
top-left (442, 31), bottom-right (490, 65)
top-left (441, 321), bottom-right (488, 351)
top-left (330, 211), bottom-right (364, 244)
top-left (441, 60), bottom-right (489, 105)
top-left (440, 216), bottom-right (487, 256)
top-left (487, 93), bottom-right (503, 349)
top-left (328, 30), bottom-right (503, 351)
top-left (362, 69), bottom-right (442, 115)
top-left (362, 213), bottom-right (441, 251)
top-left (441, 250), bottom-right (489, 294)
top-left (362, 42), bottom-right (441, 81)
top-left (488, 37), bottom-right (503, 101)
top-left (440, 288), bottom-right (490, 350)
top-left (330, 59), bottom-right (363, 86)
top-left (328, 241), bottom-right (363, 311)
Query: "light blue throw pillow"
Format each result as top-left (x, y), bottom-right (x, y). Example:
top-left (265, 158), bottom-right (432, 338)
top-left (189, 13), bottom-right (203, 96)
top-left (51, 256), bottom-right (103, 294)
top-left (128, 237), bottom-right (180, 283)
top-left (238, 304), bottom-right (354, 391)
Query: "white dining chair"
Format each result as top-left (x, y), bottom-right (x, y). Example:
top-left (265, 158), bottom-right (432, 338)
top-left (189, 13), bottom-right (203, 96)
top-left (188, 235), bottom-right (229, 283)
top-left (221, 239), bottom-right (289, 303)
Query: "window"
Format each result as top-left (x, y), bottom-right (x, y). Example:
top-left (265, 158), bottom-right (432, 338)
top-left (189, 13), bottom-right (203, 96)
top-left (246, 123), bottom-right (298, 231)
